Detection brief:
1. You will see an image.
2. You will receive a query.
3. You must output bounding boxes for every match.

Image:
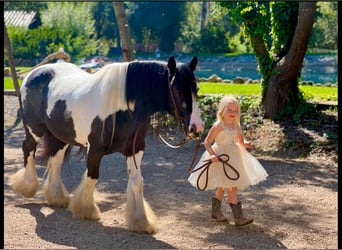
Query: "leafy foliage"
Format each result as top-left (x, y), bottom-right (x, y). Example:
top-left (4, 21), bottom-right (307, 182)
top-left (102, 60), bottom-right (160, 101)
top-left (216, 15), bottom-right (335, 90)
top-left (190, 3), bottom-right (239, 54)
top-left (309, 2), bottom-right (338, 50)
top-left (197, 94), bottom-right (264, 136)
top-left (41, 2), bottom-right (97, 58)
top-left (4, 2), bottom-right (48, 11)
top-left (4, 2), bottom-right (337, 62)
top-left (5, 2), bottom-right (98, 65)
top-left (270, 2), bottom-right (298, 59)
top-left (127, 2), bottom-right (186, 53)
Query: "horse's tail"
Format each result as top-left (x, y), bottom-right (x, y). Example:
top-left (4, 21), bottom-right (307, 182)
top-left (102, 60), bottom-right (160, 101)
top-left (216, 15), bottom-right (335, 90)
top-left (11, 91), bottom-right (24, 128)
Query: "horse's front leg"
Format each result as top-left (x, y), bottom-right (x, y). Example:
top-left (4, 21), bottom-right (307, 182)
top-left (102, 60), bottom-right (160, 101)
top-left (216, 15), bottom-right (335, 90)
top-left (126, 150), bottom-right (158, 234)
top-left (68, 150), bottom-right (101, 220)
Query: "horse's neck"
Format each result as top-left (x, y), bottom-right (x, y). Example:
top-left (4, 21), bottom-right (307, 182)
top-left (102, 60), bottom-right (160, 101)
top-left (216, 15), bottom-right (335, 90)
top-left (90, 63), bottom-right (130, 113)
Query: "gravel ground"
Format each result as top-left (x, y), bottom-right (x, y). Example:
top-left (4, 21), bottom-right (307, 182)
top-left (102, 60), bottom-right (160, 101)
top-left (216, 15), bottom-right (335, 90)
top-left (3, 95), bottom-right (338, 249)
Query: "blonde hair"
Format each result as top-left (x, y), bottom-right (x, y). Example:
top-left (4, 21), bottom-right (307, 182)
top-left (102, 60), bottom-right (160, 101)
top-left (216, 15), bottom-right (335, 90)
top-left (215, 95), bottom-right (241, 127)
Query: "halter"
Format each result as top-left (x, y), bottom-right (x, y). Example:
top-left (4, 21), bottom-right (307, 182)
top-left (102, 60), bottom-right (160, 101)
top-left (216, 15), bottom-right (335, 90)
top-left (156, 71), bottom-right (188, 149)
top-left (129, 70), bottom-right (199, 170)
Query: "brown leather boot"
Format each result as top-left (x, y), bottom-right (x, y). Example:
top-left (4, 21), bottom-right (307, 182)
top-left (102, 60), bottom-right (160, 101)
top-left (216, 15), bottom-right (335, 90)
top-left (229, 201), bottom-right (253, 226)
top-left (211, 197), bottom-right (228, 222)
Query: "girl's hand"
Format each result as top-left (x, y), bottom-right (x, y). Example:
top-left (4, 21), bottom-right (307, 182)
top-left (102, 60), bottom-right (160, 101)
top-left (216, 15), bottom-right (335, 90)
top-left (210, 154), bottom-right (219, 162)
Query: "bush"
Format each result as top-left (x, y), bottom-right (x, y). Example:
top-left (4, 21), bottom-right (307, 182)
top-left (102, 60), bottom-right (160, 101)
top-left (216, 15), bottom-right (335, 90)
top-left (4, 3), bottom-right (99, 67)
top-left (198, 94), bottom-right (264, 136)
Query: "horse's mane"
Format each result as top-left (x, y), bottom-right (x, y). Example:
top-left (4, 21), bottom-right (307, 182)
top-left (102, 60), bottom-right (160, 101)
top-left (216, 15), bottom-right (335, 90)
top-left (125, 61), bottom-right (170, 114)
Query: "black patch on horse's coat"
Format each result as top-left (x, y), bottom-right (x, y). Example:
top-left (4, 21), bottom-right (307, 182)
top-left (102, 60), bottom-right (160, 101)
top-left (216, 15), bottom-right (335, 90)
top-left (22, 69), bottom-right (55, 138)
top-left (25, 67), bottom-right (55, 88)
top-left (87, 110), bottom-right (147, 156)
top-left (88, 115), bottom-right (116, 153)
top-left (47, 99), bottom-right (79, 146)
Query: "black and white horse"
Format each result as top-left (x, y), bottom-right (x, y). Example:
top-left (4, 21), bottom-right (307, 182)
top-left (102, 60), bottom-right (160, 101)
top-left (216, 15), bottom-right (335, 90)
top-left (10, 56), bottom-right (203, 233)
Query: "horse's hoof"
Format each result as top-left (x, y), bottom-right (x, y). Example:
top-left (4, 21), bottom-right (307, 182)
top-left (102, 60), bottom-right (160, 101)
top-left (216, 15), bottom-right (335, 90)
top-left (128, 220), bottom-right (158, 234)
top-left (68, 201), bottom-right (101, 220)
top-left (10, 168), bottom-right (39, 198)
top-left (46, 195), bottom-right (70, 208)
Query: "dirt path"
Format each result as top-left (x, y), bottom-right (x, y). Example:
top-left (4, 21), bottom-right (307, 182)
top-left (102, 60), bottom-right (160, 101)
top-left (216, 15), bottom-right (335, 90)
top-left (3, 95), bottom-right (337, 249)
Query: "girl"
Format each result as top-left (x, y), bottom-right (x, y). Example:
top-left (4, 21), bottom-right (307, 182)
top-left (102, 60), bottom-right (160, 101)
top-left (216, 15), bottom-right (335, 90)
top-left (188, 95), bottom-right (268, 226)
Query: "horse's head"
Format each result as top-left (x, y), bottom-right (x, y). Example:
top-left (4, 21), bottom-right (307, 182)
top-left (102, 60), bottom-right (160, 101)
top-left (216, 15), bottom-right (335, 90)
top-left (167, 56), bottom-right (204, 139)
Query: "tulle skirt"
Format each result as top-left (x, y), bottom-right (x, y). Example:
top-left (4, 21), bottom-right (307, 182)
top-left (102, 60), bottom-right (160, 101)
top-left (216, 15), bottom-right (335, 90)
top-left (188, 143), bottom-right (268, 191)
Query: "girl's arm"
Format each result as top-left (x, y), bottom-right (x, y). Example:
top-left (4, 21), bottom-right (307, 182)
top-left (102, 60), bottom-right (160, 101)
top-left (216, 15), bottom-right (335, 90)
top-left (203, 123), bottom-right (222, 162)
top-left (236, 127), bottom-right (253, 149)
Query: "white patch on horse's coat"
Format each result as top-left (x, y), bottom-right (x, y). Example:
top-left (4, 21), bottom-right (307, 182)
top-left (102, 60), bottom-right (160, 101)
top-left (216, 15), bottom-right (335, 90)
top-left (44, 145), bottom-right (70, 207)
top-left (40, 63), bottom-right (130, 145)
top-left (68, 171), bottom-right (100, 220)
top-left (189, 94), bottom-right (204, 133)
top-left (10, 151), bottom-right (39, 198)
top-left (27, 126), bottom-right (40, 142)
top-left (126, 151), bottom-right (158, 233)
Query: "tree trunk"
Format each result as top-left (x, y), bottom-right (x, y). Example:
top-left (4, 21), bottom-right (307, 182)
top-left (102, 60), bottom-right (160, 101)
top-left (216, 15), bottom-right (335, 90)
top-left (4, 24), bottom-right (21, 98)
top-left (113, 2), bottom-right (133, 62)
top-left (262, 2), bottom-right (316, 118)
top-left (201, 2), bottom-right (210, 30)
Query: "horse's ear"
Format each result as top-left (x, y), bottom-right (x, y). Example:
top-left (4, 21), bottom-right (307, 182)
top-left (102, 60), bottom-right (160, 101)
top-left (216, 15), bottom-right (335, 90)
top-left (188, 56), bottom-right (198, 72)
top-left (168, 56), bottom-right (177, 75)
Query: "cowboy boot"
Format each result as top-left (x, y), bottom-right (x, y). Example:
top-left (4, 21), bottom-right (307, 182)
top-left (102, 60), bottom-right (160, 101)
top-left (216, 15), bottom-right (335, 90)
top-left (211, 197), bottom-right (228, 222)
top-left (229, 201), bottom-right (253, 226)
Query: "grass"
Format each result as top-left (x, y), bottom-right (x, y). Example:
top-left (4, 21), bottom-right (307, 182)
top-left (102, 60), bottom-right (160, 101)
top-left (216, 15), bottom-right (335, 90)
top-left (198, 82), bottom-right (262, 95)
top-left (299, 84), bottom-right (337, 102)
top-left (4, 77), bottom-right (23, 89)
top-left (198, 82), bottom-right (337, 102)
top-left (4, 77), bottom-right (337, 103)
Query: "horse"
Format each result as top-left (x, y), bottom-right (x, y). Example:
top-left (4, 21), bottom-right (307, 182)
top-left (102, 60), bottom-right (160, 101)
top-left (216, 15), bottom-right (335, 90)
top-left (10, 56), bottom-right (204, 234)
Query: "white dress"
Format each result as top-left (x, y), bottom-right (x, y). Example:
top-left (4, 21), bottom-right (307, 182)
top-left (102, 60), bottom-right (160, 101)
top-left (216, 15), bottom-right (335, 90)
top-left (188, 126), bottom-right (268, 191)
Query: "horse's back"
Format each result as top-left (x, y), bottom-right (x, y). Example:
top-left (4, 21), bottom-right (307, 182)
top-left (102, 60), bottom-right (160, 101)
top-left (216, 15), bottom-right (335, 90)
top-left (20, 62), bottom-right (131, 146)
top-left (21, 63), bottom-right (88, 96)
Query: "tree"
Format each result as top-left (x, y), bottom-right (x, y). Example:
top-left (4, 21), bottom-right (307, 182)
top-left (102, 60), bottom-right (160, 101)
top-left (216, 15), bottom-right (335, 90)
top-left (127, 2), bottom-right (186, 53)
top-left (41, 2), bottom-right (97, 58)
top-left (92, 2), bottom-right (120, 55)
top-left (220, 2), bottom-right (317, 118)
top-left (113, 2), bottom-right (133, 61)
top-left (201, 2), bottom-right (210, 30)
top-left (4, 1), bottom-right (47, 11)
top-left (309, 2), bottom-right (337, 50)
top-left (262, 2), bottom-right (316, 117)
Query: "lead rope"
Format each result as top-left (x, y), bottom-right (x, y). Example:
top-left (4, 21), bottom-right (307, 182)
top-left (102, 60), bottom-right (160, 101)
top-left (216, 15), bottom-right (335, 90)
top-left (189, 153), bottom-right (240, 191)
top-left (187, 138), bottom-right (203, 173)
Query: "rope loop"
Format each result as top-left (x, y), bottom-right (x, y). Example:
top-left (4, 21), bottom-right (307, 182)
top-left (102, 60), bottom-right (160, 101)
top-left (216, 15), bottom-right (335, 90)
top-left (189, 153), bottom-right (240, 191)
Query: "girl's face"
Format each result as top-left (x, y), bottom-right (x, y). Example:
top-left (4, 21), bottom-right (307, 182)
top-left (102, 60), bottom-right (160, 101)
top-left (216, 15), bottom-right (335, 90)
top-left (222, 103), bottom-right (239, 123)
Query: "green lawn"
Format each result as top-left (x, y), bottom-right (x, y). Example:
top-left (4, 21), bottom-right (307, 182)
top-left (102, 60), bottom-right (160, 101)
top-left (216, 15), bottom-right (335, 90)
top-left (4, 77), bottom-right (337, 103)
top-left (198, 82), bottom-right (337, 102)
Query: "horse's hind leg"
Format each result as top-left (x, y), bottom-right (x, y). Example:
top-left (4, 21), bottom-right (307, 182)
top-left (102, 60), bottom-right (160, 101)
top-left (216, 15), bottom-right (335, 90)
top-left (43, 134), bottom-right (70, 207)
top-left (10, 127), bottom-right (39, 197)
top-left (126, 151), bottom-right (158, 234)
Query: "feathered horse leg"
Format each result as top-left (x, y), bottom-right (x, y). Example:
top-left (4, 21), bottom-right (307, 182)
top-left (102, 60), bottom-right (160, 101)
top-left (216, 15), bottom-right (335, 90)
top-left (126, 151), bottom-right (158, 234)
